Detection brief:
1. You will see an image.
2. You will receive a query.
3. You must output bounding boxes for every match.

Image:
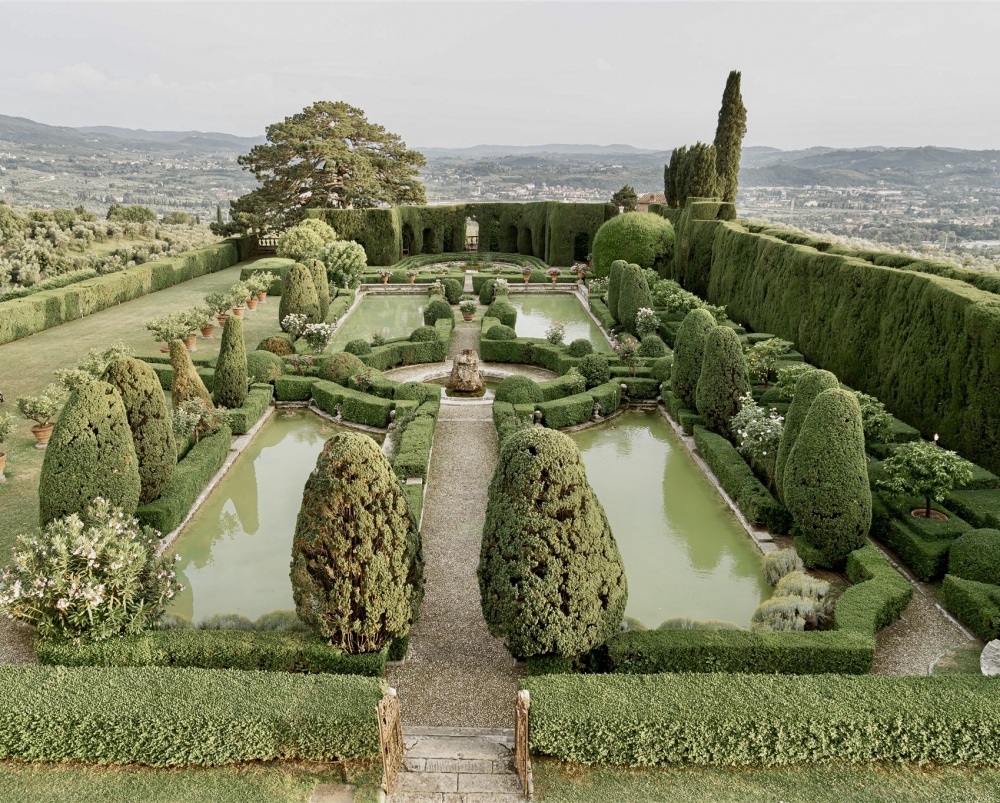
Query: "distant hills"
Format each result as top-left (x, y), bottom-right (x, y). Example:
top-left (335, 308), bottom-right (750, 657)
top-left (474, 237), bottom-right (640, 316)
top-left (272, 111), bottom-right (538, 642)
top-left (419, 143), bottom-right (665, 157)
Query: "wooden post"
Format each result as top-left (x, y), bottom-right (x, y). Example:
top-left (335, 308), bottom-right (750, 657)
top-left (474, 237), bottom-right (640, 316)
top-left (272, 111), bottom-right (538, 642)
top-left (515, 689), bottom-right (532, 798)
top-left (376, 687), bottom-right (404, 795)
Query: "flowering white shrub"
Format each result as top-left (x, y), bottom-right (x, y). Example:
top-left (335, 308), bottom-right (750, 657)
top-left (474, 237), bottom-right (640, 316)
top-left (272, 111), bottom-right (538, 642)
top-left (545, 320), bottom-right (566, 345)
top-left (493, 278), bottom-right (510, 297)
top-left (635, 307), bottom-right (659, 338)
top-left (303, 322), bottom-right (336, 352)
top-left (731, 393), bottom-right (784, 488)
top-left (281, 313), bottom-right (310, 339)
top-left (0, 499), bottom-right (182, 641)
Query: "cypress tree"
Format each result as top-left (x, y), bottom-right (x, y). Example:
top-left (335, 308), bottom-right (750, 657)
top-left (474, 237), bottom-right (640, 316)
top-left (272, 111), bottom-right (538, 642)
top-left (478, 427), bottom-right (627, 658)
top-left (670, 308), bottom-right (717, 410)
top-left (681, 142), bottom-right (720, 204)
top-left (291, 432), bottom-right (419, 653)
top-left (308, 258), bottom-right (331, 322)
top-left (713, 70), bottom-right (748, 204)
top-left (774, 368), bottom-right (839, 503)
top-left (616, 262), bottom-right (653, 335)
top-left (170, 339), bottom-right (212, 410)
top-left (38, 381), bottom-right (141, 525)
top-left (102, 357), bottom-right (177, 505)
top-left (213, 315), bottom-right (249, 409)
top-left (696, 326), bottom-right (750, 439)
top-left (664, 146), bottom-right (684, 208)
top-left (279, 262), bottom-right (321, 332)
top-left (216, 204), bottom-right (224, 226)
top-left (606, 259), bottom-right (629, 322)
top-left (784, 388), bottom-right (870, 566)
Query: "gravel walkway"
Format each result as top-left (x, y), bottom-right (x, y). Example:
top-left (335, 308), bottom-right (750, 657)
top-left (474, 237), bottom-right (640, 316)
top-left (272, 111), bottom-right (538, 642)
top-left (0, 619), bottom-right (35, 664)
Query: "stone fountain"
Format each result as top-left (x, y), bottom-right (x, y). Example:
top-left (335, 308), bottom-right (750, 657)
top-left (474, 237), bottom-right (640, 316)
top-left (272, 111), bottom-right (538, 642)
top-left (446, 349), bottom-right (486, 396)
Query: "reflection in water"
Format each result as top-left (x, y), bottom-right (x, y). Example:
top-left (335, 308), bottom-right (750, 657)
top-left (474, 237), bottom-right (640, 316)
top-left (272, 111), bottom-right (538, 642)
top-left (169, 412), bottom-right (359, 623)
top-left (329, 295), bottom-right (426, 350)
top-left (508, 296), bottom-right (612, 352)
top-left (570, 410), bottom-right (768, 628)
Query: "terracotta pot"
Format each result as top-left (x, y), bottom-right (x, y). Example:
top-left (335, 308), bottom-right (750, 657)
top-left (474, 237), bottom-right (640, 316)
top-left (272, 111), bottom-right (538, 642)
top-left (0, 451), bottom-right (7, 481)
top-left (246, 298), bottom-right (258, 311)
top-left (232, 306), bottom-right (245, 317)
top-left (184, 333), bottom-right (198, 352)
top-left (200, 325), bottom-right (215, 339)
top-left (159, 344), bottom-right (171, 353)
top-left (550, 276), bottom-right (558, 284)
top-left (523, 275), bottom-right (531, 284)
top-left (577, 272), bottom-right (585, 280)
top-left (382, 275), bottom-right (389, 284)
top-left (256, 291), bottom-right (267, 302)
top-left (911, 508), bottom-right (948, 521)
top-left (30, 423), bottom-right (54, 449)
top-left (408, 276), bottom-right (415, 284)
top-left (462, 312), bottom-right (474, 322)
top-left (216, 313), bottom-right (230, 326)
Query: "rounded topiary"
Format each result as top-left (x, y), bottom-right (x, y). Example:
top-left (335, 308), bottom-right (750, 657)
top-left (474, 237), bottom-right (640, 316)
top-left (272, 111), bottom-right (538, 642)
top-left (343, 339), bottom-right (372, 357)
top-left (606, 259), bottom-right (629, 321)
top-left (592, 212), bottom-right (674, 278)
top-left (638, 334), bottom-right (667, 358)
top-left (483, 324), bottom-right (516, 341)
top-left (494, 375), bottom-right (543, 405)
top-left (670, 308), bottom-right (717, 410)
top-left (39, 381), bottom-right (141, 525)
top-left (650, 355), bottom-right (673, 383)
top-left (169, 339), bottom-right (212, 410)
top-left (213, 315), bottom-right (249, 409)
top-left (409, 325), bottom-right (439, 342)
top-left (307, 258), bottom-right (331, 321)
top-left (394, 382), bottom-right (435, 403)
top-left (256, 336), bottom-right (294, 357)
top-left (247, 350), bottom-right (285, 384)
top-left (784, 388), bottom-right (871, 566)
top-left (775, 368), bottom-right (840, 503)
top-left (479, 277), bottom-right (497, 305)
top-left (291, 432), bottom-right (420, 653)
top-left (578, 353), bottom-right (611, 389)
top-left (948, 529), bottom-right (1000, 585)
top-left (102, 357), bottom-right (177, 506)
top-left (567, 339), bottom-right (593, 358)
top-left (442, 277), bottom-right (463, 305)
top-left (486, 300), bottom-right (517, 328)
top-left (279, 262), bottom-right (321, 330)
top-left (322, 351), bottom-right (364, 384)
top-left (478, 427), bottom-right (628, 657)
top-left (696, 326), bottom-right (749, 439)
top-left (423, 297), bottom-right (454, 326)
top-left (616, 263), bottom-right (654, 335)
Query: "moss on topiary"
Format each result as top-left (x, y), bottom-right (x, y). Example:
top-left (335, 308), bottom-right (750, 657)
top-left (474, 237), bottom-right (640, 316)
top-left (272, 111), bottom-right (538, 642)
top-left (246, 350), bottom-right (285, 384)
top-left (256, 336), bottom-right (294, 357)
top-left (670, 308), bottom-right (717, 411)
top-left (948, 529), bottom-right (1000, 585)
top-left (39, 381), bottom-right (141, 525)
top-left (423, 297), bottom-right (454, 326)
top-left (784, 388), bottom-right (871, 566)
top-left (478, 427), bottom-right (628, 657)
top-left (578, 353), bottom-right (611, 389)
top-left (696, 326), bottom-right (749, 439)
top-left (213, 315), bottom-right (249, 409)
top-left (617, 263), bottom-right (654, 335)
top-left (102, 357), bottom-right (177, 505)
top-left (485, 300), bottom-right (517, 328)
top-left (307, 259), bottom-right (331, 322)
top-left (592, 212), bottom-right (674, 278)
top-left (343, 339), bottom-right (372, 356)
top-left (279, 262), bottom-right (321, 331)
top-left (494, 375), bottom-right (543, 405)
top-left (322, 352), bottom-right (364, 384)
top-left (638, 334), bottom-right (667, 358)
top-left (483, 324), bottom-right (516, 341)
top-left (409, 326), bottom-right (439, 342)
top-left (170, 339), bottom-right (212, 410)
top-left (291, 432), bottom-right (420, 653)
top-left (567, 339), bottom-right (594, 358)
top-left (775, 368), bottom-right (840, 503)
top-left (606, 259), bottom-right (629, 321)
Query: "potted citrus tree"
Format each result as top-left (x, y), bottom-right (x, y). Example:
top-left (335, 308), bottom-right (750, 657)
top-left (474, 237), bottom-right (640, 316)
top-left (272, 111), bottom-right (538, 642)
top-left (0, 412), bottom-right (14, 480)
top-left (146, 311), bottom-right (193, 353)
top-left (205, 292), bottom-right (232, 326)
top-left (230, 281), bottom-right (253, 314)
top-left (16, 384), bottom-right (64, 448)
top-left (459, 300), bottom-right (477, 322)
top-left (192, 306), bottom-right (216, 339)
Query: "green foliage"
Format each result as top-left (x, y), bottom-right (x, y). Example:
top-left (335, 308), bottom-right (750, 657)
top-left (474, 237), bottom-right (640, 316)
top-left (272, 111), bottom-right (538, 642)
top-left (947, 529), bottom-right (1000, 584)
top-left (605, 259), bottom-right (627, 320)
top-left (106, 204), bottom-right (155, 223)
top-left (670, 308), bottom-right (716, 411)
top-left (567, 339), bottom-right (593, 358)
top-left (650, 355), bottom-right (673, 383)
top-left (774, 369), bottom-right (839, 502)
top-left (942, 575), bottom-right (1000, 642)
top-left (483, 323), bottom-right (516, 341)
top-left (762, 548), bottom-right (804, 585)
top-left (616, 263), bottom-right (654, 335)
top-left (442, 277), bottom-right (463, 304)
top-left (664, 146), bottom-right (684, 208)
top-left (479, 277), bottom-right (497, 305)
top-left (592, 214), bottom-right (674, 278)
top-left (212, 315), bottom-right (248, 409)
top-left (773, 363), bottom-right (813, 402)
top-left (0, 665), bottom-right (382, 764)
top-left (670, 141), bottom-right (720, 209)
top-left (405, 326), bottom-right (436, 343)
top-left (730, 394), bottom-right (784, 489)
top-left (319, 239), bottom-right (367, 289)
top-left (39, 382), bottom-right (141, 525)
top-left (695, 326), bottom-right (749, 438)
top-left (423, 297), bottom-right (454, 326)
top-left (479, 428), bottom-right (627, 657)
top-left (343, 339), bottom-right (372, 357)
top-left (494, 375), bottom-right (544, 406)
top-left (291, 432), bottom-right (419, 653)
top-left (855, 392), bottom-right (895, 446)
top-left (307, 259), bottom-right (331, 321)
top-left (102, 357), bottom-right (177, 505)
top-left (785, 389), bottom-right (871, 566)
top-left (744, 338), bottom-right (791, 386)
top-left (486, 299), bottom-right (517, 327)
top-left (225, 384), bottom-right (273, 436)
top-left (276, 219), bottom-right (338, 262)
top-left (610, 184), bottom-right (638, 212)
top-left (322, 351), bottom-right (364, 384)
top-left (713, 70), bottom-right (747, 204)
top-left (578, 353), bottom-right (611, 389)
top-left (246, 350), bottom-right (284, 384)
top-left (879, 439), bottom-right (975, 518)
top-left (279, 262), bottom-right (321, 331)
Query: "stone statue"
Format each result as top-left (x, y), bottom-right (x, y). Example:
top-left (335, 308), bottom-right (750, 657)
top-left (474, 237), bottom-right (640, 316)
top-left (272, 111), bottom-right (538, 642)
top-left (447, 349), bottom-right (485, 394)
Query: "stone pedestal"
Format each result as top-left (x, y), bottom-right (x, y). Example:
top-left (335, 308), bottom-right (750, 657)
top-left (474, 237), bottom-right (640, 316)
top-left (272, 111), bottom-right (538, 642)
top-left (982, 639), bottom-right (1000, 675)
top-left (448, 349), bottom-right (485, 393)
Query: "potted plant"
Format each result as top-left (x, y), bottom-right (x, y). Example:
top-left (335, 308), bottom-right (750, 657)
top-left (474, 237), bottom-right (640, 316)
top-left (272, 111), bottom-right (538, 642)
top-left (377, 268), bottom-right (392, 284)
top-left (522, 266), bottom-right (532, 284)
top-left (428, 279), bottom-right (445, 297)
top-left (459, 300), bottom-right (477, 322)
top-left (248, 272), bottom-right (276, 302)
top-left (574, 263), bottom-right (588, 280)
top-left (0, 412), bottom-right (14, 480)
top-left (230, 281), bottom-right (252, 313)
top-left (205, 292), bottom-right (231, 326)
top-left (16, 384), bottom-right (65, 448)
top-left (146, 311), bottom-right (193, 353)
top-left (406, 269), bottom-right (417, 285)
top-left (547, 267), bottom-right (562, 285)
top-left (192, 306), bottom-right (215, 339)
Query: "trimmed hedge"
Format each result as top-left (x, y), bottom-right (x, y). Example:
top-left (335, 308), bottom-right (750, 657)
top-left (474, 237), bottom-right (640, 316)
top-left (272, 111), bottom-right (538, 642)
top-left (392, 415), bottom-right (436, 481)
top-left (591, 212), bottom-right (674, 277)
top-left (274, 375), bottom-right (316, 402)
top-left (36, 630), bottom-right (386, 676)
top-left (947, 529), bottom-right (1000, 584)
top-left (946, 488), bottom-right (1000, 530)
top-left (942, 574), bottom-right (1000, 641)
top-left (312, 380), bottom-right (393, 428)
top-left (0, 665), bottom-right (382, 765)
top-left (524, 672), bottom-right (1000, 767)
top-left (226, 384), bottom-right (273, 435)
top-left (135, 427), bottom-right (232, 533)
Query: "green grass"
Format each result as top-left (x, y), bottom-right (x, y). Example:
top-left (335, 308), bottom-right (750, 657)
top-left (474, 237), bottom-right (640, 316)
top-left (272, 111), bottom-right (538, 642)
top-left (533, 758), bottom-right (1000, 803)
top-left (931, 645), bottom-right (984, 675)
top-left (0, 760), bottom-right (381, 803)
top-left (0, 257), bottom-right (283, 560)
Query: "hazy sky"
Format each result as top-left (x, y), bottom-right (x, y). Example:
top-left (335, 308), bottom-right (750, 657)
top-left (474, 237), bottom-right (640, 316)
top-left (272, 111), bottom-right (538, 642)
top-left (2, 1), bottom-right (998, 151)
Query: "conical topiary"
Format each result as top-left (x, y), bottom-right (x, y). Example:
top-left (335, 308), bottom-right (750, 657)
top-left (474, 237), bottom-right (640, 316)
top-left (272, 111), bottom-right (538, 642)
top-left (478, 427), bottom-right (628, 658)
top-left (606, 259), bottom-right (628, 322)
top-left (102, 357), bottom-right (177, 505)
top-left (291, 432), bottom-right (420, 653)
top-left (696, 326), bottom-right (749, 439)
top-left (170, 339), bottom-right (212, 410)
top-left (213, 315), bottom-right (249, 409)
top-left (38, 381), bottom-right (141, 525)
top-left (774, 368), bottom-right (840, 502)
top-left (279, 262), bottom-right (321, 331)
top-left (616, 263), bottom-right (653, 335)
top-left (784, 388), bottom-right (871, 566)
top-left (308, 258), bottom-right (331, 321)
top-left (670, 308), bottom-right (717, 411)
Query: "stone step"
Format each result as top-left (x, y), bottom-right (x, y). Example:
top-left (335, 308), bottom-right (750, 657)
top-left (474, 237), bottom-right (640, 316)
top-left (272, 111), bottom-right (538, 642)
top-left (390, 793), bottom-right (525, 803)
top-left (402, 734), bottom-right (513, 761)
top-left (404, 757), bottom-right (515, 774)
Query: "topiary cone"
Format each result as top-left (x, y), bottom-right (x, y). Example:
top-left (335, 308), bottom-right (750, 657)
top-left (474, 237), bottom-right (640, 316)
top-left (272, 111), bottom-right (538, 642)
top-left (774, 368), bottom-right (839, 503)
top-left (170, 340), bottom-right (212, 410)
top-left (213, 315), bottom-right (249, 409)
top-left (670, 308), bottom-right (717, 411)
top-left (696, 326), bottom-right (749, 439)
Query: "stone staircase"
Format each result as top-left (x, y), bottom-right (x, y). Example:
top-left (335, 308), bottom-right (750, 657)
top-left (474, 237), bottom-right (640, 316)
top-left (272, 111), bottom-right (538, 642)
top-left (387, 727), bottom-right (527, 802)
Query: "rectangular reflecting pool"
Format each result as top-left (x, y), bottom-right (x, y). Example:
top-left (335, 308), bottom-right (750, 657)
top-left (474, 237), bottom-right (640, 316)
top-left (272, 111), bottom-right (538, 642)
top-left (570, 410), bottom-right (768, 628)
top-left (508, 294), bottom-right (612, 352)
top-left (330, 294), bottom-right (427, 349)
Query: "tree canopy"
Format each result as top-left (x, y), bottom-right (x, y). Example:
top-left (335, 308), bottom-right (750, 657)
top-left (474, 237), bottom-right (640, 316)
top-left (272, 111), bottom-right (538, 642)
top-left (610, 184), bottom-right (638, 212)
top-left (222, 101), bottom-right (426, 234)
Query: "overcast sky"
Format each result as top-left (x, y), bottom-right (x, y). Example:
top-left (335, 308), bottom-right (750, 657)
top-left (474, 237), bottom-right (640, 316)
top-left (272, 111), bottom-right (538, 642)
top-left (1, 1), bottom-right (998, 151)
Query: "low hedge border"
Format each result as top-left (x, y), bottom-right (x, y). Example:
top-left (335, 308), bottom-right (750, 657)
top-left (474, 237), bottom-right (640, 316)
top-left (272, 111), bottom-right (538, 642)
top-left (35, 630), bottom-right (386, 676)
top-left (0, 665), bottom-right (382, 765)
top-left (523, 672), bottom-right (1000, 767)
top-left (588, 296), bottom-right (615, 330)
top-left (535, 382), bottom-right (623, 429)
top-left (946, 488), bottom-right (1000, 530)
top-left (226, 384), bottom-right (274, 435)
top-left (313, 380), bottom-right (394, 428)
top-left (942, 574), bottom-right (1000, 642)
top-left (135, 426), bottom-right (232, 534)
top-left (391, 414), bottom-right (437, 481)
top-left (871, 493), bottom-right (972, 581)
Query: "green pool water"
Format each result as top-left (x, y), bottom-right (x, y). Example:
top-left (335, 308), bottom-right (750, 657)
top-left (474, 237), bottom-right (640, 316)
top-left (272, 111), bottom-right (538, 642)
top-left (330, 294), bottom-right (427, 349)
top-left (508, 294), bottom-right (612, 352)
top-left (570, 410), bottom-right (769, 628)
top-left (167, 410), bottom-right (368, 623)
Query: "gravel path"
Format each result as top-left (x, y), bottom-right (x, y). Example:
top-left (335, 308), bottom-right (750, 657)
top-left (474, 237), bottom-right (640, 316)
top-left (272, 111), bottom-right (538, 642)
top-left (0, 619), bottom-right (35, 664)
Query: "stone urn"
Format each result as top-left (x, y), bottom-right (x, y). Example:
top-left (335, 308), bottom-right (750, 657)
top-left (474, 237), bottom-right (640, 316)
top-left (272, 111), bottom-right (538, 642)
top-left (447, 349), bottom-right (486, 395)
